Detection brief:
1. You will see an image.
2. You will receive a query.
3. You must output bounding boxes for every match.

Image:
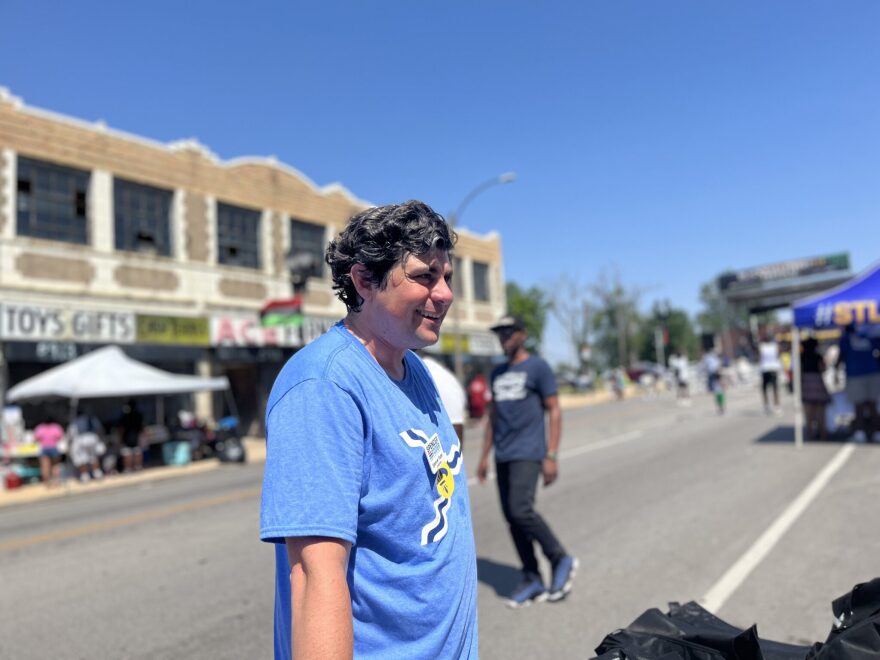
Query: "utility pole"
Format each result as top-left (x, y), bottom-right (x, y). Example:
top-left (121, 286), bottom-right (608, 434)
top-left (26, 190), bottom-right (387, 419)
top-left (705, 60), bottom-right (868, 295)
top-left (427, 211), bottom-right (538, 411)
top-left (447, 172), bottom-right (516, 382)
top-left (654, 326), bottom-right (665, 367)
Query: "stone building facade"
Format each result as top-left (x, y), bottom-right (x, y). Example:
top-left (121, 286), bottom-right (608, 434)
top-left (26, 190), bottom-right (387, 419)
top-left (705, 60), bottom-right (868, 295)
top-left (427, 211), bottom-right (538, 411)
top-left (0, 88), bottom-right (505, 432)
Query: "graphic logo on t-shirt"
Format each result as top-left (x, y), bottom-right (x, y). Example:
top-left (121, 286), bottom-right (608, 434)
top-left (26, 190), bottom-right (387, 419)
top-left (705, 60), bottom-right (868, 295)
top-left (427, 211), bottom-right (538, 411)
top-left (436, 464), bottom-right (454, 499)
top-left (493, 371), bottom-right (528, 402)
top-left (399, 428), bottom-right (462, 545)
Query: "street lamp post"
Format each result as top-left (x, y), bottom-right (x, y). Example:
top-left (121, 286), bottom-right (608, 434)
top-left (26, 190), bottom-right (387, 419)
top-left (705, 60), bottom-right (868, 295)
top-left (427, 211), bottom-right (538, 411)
top-left (447, 172), bottom-right (516, 382)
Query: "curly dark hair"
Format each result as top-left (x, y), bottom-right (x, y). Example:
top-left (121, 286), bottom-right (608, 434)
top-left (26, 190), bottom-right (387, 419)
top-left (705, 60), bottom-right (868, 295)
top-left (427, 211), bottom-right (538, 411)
top-left (326, 200), bottom-right (457, 312)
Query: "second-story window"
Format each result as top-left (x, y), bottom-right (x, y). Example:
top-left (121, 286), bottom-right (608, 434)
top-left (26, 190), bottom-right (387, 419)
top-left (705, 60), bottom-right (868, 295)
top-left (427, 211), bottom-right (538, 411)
top-left (452, 256), bottom-right (464, 298)
top-left (289, 218), bottom-right (326, 280)
top-left (114, 178), bottom-right (172, 256)
top-left (473, 260), bottom-right (491, 302)
top-left (217, 202), bottom-right (261, 269)
top-left (16, 156), bottom-right (90, 244)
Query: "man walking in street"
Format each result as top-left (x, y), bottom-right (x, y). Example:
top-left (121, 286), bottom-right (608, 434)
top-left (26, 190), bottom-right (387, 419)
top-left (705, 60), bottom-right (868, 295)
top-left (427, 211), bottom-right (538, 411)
top-left (477, 314), bottom-right (578, 607)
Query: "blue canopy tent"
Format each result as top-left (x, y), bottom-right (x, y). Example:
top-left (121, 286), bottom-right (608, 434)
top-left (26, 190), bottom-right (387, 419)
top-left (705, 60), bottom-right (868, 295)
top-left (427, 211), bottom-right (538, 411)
top-left (791, 261), bottom-right (880, 447)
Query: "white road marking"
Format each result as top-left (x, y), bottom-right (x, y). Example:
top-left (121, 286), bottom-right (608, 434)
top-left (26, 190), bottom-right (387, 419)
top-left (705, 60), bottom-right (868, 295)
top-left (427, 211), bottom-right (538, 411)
top-left (700, 443), bottom-right (857, 613)
top-left (563, 429), bottom-right (644, 458)
top-left (466, 429), bottom-right (645, 486)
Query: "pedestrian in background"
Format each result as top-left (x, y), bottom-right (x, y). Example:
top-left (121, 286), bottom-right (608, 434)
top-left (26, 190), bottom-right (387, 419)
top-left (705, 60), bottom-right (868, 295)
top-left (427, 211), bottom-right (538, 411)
top-left (34, 417), bottom-right (64, 487)
top-left (118, 399), bottom-right (144, 472)
top-left (477, 314), bottom-right (578, 607)
top-left (668, 349), bottom-right (691, 406)
top-left (799, 334), bottom-right (830, 441)
top-left (69, 409), bottom-right (106, 482)
top-left (467, 372), bottom-right (489, 420)
top-left (758, 329), bottom-right (782, 415)
top-left (835, 323), bottom-right (880, 443)
top-left (612, 367), bottom-right (626, 400)
top-left (260, 201), bottom-right (477, 659)
top-left (703, 348), bottom-right (725, 415)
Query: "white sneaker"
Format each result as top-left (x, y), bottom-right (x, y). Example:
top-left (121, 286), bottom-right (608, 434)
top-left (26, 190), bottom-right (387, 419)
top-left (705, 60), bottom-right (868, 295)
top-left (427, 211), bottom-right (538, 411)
top-left (853, 430), bottom-right (867, 443)
top-left (79, 473), bottom-right (91, 483)
top-left (773, 407), bottom-right (783, 417)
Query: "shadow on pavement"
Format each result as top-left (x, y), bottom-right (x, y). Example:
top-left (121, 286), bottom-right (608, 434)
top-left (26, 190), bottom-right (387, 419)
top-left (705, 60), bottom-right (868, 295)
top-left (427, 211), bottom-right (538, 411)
top-left (754, 425), bottom-right (867, 445)
top-left (476, 557), bottom-right (521, 596)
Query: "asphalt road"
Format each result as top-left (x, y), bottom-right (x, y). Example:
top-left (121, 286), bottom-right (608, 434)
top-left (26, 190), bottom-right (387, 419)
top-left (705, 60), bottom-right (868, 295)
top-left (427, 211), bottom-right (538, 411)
top-left (2, 385), bottom-right (879, 659)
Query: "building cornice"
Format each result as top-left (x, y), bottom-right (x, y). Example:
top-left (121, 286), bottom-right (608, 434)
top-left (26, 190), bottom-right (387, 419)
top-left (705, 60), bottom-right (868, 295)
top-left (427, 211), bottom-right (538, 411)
top-left (0, 87), bottom-right (371, 209)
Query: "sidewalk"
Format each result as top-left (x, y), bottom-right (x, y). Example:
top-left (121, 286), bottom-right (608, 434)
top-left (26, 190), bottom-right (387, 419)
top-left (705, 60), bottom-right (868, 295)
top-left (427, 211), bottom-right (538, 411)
top-left (1, 388), bottom-right (623, 509)
top-left (558, 385), bottom-right (640, 409)
top-left (0, 437), bottom-right (267, 509)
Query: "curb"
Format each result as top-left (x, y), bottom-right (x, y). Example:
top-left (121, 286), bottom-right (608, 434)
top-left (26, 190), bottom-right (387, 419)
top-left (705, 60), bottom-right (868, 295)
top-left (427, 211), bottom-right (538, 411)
top-left (0, 437), bottom-right (266, 510)
top-left (558, 386), bottom-right (640, 410)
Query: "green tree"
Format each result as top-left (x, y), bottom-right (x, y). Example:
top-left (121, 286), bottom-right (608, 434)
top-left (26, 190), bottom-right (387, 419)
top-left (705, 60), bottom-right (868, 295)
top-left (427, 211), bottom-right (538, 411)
top-left (636, 301), bottom-right (699, 363)
top-left (588, 269), bottom-right (643, 369)
top-left (546, 274), bottom-right (593, 371)
top-left (696, 280), bottom-right (776, 345)
top-left (505, 281), bottom-right (550, 353)
top-left (696, 281), bottom-right (737, 335)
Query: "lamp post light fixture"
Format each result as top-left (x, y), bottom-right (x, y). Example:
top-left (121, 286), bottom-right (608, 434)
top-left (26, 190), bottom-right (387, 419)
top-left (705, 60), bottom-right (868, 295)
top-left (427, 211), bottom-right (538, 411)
top-left (447, 172), bottom-right (517, 382)
top-left (447, 172), bottom-right (517, 228)
top-left (286, 250), bottom-right (318, 297)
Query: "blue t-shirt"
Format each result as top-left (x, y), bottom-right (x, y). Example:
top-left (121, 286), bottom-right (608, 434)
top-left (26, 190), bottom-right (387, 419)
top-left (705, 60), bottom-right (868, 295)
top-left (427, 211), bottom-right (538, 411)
top-left (839, 332), bottom-right (880, 378)
top-left (490, 355), bottom-right (557, 463)
top-left (260, 322), bottom-right (478, 660)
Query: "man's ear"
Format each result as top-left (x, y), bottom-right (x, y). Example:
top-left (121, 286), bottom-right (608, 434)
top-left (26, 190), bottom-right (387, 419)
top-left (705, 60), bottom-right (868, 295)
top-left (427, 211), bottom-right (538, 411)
top-left (350, 264), bottom-right (374, 302)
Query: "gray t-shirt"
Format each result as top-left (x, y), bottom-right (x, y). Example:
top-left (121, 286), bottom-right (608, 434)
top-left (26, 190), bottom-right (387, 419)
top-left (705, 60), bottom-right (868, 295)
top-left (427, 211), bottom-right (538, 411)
top-left (490, 355), bottom-right (557, 462)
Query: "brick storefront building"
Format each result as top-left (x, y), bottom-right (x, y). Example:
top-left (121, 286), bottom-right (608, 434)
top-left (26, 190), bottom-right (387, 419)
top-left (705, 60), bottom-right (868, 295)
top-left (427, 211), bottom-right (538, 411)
top-left (0, 88), bottom-right (505, 433)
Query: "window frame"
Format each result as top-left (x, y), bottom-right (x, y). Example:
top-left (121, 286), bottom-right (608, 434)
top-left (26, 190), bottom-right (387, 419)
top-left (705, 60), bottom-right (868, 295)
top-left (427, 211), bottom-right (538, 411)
top-left (452, 256), bottom-right (464, 298)
top-left (16, 156), bottom-right (90, 245)
top-left (216, 201), bottom-right (261, 269)
top-left (472, 260), bottom-right (491, 302)
top-left (288, 218), bottom-right (326, 281)
top-left (113, 177), bottom-right (173, 257)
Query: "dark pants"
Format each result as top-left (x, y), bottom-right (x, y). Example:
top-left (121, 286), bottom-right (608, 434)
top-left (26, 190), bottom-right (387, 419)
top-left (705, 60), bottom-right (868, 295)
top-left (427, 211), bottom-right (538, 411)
top-left (496, 460), bottom-right (566, 576)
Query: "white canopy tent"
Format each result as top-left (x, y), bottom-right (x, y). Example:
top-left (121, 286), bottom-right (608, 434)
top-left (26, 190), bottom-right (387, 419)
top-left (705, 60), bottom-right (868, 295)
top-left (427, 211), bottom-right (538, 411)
top-left (6, 345), bottom-right (229, 403)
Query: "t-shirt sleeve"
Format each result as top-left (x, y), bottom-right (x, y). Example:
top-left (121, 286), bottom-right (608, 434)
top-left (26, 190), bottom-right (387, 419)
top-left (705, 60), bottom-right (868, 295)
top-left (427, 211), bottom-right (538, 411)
top-left (260, 379), bottom-right (366, 545)
top-left (444, 378), bottom-right (466, 425)
top-left (535, 359), bottom-right (558, 399)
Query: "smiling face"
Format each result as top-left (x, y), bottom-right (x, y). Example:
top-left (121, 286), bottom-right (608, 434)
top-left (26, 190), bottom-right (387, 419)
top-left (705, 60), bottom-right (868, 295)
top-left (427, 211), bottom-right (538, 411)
top-left (363, 249), bottom-right (454, 353)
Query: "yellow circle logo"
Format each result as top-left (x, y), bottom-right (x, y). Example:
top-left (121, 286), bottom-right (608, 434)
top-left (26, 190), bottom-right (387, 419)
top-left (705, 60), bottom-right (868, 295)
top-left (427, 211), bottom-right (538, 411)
top-left (436, 463), bottom-right (455, 499)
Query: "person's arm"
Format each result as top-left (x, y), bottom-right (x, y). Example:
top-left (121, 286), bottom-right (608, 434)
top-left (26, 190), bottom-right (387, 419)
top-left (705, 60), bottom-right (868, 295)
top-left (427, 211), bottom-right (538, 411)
top-left (476, 402), bottom-right (495, 484)
top-left (542, 395), bottom-right (562, 486)
top-left (453, 423), bottom-right (464, 443)
top-left (286, 536), bottom-right (353, 660)
top-left (834, 339), bottom-right (845, 386)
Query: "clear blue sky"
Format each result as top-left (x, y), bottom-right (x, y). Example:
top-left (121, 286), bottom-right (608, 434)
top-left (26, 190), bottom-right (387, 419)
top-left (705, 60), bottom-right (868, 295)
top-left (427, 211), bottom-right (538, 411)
top-left (3, 1), bottom-right (878, 361)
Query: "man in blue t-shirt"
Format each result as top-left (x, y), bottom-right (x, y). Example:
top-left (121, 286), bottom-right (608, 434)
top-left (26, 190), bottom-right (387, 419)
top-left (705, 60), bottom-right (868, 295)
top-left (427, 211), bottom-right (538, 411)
top-left (476, 314), bottom-right (578, 607)
top-left (260, 201), bottom-right (478, 659)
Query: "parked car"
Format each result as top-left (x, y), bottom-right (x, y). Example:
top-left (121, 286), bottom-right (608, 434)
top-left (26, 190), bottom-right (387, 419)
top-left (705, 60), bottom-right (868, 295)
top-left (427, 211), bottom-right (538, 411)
top-left (625, 362), bottom-right (666, 384)
top-left (559, 372), bottom-right (595, 392)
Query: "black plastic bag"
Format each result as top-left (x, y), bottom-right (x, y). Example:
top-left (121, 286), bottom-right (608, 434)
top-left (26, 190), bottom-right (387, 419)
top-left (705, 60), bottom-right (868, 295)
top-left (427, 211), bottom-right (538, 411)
top-left (593, 601), bottom-right (809, 660)
top-left (806, 578), bottom-right (880, 659)
top-left (591, 579), bottom-right (880, 660)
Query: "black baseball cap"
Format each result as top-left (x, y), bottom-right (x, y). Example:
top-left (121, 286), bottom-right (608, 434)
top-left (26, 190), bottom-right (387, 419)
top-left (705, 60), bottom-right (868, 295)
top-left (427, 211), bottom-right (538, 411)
top-left (490, 314), bottom-right (526, 333)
